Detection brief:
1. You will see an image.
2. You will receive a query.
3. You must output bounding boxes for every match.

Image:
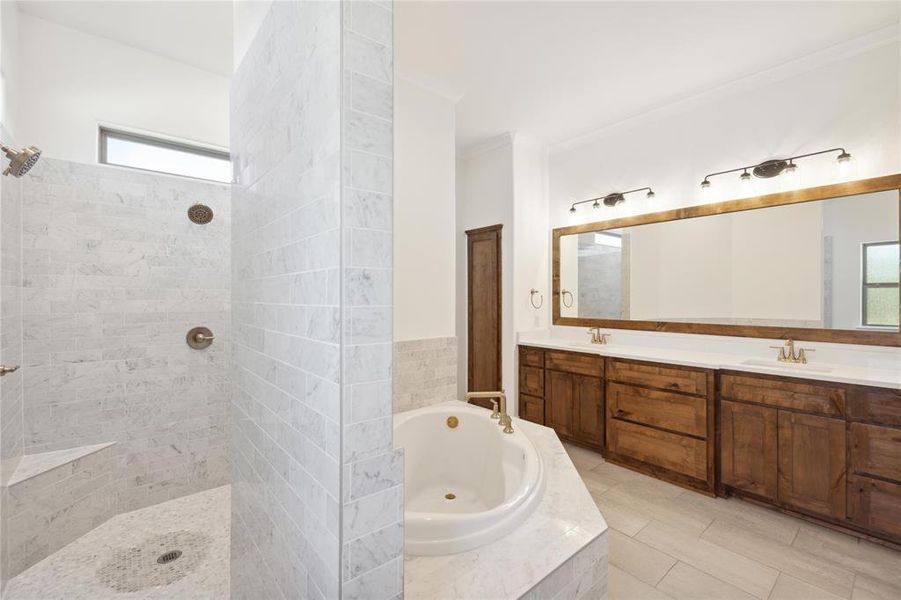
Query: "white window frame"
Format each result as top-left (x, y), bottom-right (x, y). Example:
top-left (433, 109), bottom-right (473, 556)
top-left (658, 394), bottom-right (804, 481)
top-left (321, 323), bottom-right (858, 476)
top-left (98, 127), bottom-right (231, 183)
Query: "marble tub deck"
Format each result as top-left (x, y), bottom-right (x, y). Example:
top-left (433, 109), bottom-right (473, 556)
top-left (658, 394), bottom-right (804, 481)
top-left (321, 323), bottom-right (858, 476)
top-left (5, 485), bottom-right (230, 599)
top-left (403, 410), bottom-right (609, 599)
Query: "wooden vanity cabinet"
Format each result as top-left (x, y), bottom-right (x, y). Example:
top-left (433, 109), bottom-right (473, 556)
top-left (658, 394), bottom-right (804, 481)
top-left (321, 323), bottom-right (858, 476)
top-left (720, 373), bottom-right (901, 544)
top-left (606, 358), bottom-right (716, 494)
top-left (517, 346), bottom-right (604, 450)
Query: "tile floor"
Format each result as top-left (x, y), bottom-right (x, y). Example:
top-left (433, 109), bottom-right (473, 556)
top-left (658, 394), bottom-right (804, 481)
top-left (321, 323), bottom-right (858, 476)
top-left (5, 485), bottom-right (229, 600)
top-left (564, 443), bottom-right (901, 600)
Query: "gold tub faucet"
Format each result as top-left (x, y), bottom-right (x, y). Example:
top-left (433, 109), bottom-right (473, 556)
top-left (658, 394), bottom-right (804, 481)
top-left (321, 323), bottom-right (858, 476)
top-left (464, 391), bottom-right (514, 434)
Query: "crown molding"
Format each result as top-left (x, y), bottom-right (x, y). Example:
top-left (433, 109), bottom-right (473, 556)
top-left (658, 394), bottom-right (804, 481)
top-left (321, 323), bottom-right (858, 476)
top-left (550, 24), bottom-right (900, 155)
top-left (456, 132), bottom-right (516, 161)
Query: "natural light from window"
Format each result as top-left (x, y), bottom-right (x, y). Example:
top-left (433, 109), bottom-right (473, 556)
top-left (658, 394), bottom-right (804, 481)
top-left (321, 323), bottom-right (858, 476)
top-left (100, 129), bottom-right (231, 183)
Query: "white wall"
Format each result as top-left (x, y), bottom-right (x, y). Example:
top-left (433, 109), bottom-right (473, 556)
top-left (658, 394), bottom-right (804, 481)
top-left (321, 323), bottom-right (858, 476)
top-left (551, 36), bottom-right (900, 230)
top-left (17, 13), bottom-right (229, 164)
top-left (456, 138), bottom-right (514, 398)
top-left (512, 135), bottom-right (550, 334)
top-left (547, 32), bottom-right (900, 340)
top-left (395, 77), bottom-right (457, 341)
top-left (0, 2), bottom-right (19, 138)
top-left (823, 191), bottom-right (899, 329)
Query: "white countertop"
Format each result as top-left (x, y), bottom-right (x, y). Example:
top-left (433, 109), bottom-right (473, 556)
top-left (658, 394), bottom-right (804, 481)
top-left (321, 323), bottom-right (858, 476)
top-left (518, 335), bottom-right (901, 389)
top-left (403, 406), bottom-right (608, 599)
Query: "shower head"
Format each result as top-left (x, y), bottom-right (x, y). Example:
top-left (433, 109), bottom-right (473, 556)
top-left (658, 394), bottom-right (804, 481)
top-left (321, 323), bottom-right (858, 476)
top-left (1, 144), bottom-right (41, 177)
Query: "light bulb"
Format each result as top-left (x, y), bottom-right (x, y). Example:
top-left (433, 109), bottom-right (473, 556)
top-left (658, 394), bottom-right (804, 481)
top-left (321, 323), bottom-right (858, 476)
top-left (836, 152), bottom-right (855, 180)
top-left (782, 162), bottom-right (799, 188)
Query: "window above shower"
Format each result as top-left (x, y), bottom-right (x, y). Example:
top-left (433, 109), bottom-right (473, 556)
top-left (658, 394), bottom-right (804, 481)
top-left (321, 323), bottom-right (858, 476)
top-left (99, 127), bottom-right (231, 183)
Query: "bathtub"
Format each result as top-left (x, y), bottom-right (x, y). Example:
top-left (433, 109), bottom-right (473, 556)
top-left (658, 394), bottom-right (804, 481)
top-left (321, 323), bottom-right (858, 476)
top-left (394, 401), bottom-right (545, 556)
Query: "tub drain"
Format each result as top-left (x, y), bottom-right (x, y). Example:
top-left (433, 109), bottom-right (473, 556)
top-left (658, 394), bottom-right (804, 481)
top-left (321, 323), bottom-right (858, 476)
top-left (445, 493), bottom-right (456, 500)
top-left (157, 550), bottom-right (182, 564)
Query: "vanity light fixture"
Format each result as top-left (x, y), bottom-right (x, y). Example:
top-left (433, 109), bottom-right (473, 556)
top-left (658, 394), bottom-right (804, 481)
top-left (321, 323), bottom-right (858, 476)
top-left (699, 147), bottom-right (853, 189)
top-left (569, 187), bottom-right (655, 213)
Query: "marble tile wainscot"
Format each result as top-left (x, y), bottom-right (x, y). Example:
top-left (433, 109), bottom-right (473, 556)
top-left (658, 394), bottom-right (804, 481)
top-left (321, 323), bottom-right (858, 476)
top-left (393, 336), bottom-right (457, 413)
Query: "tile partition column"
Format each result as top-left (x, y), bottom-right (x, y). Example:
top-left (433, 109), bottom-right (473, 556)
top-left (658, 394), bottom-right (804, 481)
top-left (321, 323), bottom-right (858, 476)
top-left (230, 2), bottom-right (401, 599)
top-left (340, 1), bottom-right (404, 598)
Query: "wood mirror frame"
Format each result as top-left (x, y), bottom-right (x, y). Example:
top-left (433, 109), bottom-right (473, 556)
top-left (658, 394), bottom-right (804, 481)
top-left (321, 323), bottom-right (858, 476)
top-left (552, 174), bottom-right (901, 346)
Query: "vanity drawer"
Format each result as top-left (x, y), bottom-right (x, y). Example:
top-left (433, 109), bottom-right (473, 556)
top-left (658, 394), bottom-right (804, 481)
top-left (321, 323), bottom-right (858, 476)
top-left (720, 373), bottom-right (845, 417)
top-left (607, 419), bottom-right (707, 481)
top-left (607, 358), bottom-right (708, 396)
top-left (545, 350), bottom-right (603, 378)
top-left (519, 394), bottom-right (544, 425)
top-left (848, 475), bottom-right (901, 540)
top-left (850, 423), bottom-right (901, 483)
top-left (847, 386), bottom-right (901, 427)
top-left (519, 365), bottom-right (544, 397)
top-left (520, 345), bottom-right (545, 368)
top-left (608, 382), bottom-right (707, 438)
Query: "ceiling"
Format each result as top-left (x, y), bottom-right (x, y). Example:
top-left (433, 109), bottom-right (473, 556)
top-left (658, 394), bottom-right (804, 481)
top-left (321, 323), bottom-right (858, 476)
top-left (17, 0), bottom-right (233, 75)
top-left (396, 1), bottom-right (900, 153)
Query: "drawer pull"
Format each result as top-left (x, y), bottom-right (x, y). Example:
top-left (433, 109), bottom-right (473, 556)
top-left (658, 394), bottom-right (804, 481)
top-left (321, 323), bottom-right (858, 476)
top-left (615, 409), bottom-right (626, 418)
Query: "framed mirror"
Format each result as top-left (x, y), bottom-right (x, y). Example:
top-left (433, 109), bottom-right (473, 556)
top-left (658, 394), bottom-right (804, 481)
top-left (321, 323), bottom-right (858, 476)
top-left (552, 175), bottom-right (901, 346)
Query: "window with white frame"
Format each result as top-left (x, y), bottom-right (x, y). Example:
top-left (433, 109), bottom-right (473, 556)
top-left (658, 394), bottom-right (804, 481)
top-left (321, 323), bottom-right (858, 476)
top-left (861, 241), bottom-right (899, 328)
top-left (99, 128), bottom-right (231, 183)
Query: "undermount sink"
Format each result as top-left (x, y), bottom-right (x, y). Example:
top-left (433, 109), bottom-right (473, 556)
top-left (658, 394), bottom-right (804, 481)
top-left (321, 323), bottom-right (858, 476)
top-left (739, 358), bottom-right (833, 374)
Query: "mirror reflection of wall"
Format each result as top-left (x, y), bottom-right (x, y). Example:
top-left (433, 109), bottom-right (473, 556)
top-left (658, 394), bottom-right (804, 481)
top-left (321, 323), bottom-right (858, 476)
top-left (558, 190), bottom-right (899, 331)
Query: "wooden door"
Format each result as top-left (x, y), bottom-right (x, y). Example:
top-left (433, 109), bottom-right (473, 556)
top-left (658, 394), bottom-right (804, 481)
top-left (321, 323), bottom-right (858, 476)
top-left (573, 374), bottom-right (604, 446)
top-left (777, 411), bottom-right (847, 519)
top-left (546, 370), bottom-right (574, 438)
top-left (720, 400), bottom-right (778, 500)
top-left (466, 224), bottom-right (502, 408)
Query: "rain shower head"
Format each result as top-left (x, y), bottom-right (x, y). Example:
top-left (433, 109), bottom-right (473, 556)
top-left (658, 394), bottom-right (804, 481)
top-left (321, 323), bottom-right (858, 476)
top-left (1, 143), bottom-right (41, 177)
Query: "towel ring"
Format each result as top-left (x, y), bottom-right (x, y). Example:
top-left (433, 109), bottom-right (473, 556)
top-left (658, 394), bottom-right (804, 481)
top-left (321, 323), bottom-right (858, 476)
top-left (561, 289), bottom-right (574, 308)
top-left (529, 288), bottom-right (543, 309)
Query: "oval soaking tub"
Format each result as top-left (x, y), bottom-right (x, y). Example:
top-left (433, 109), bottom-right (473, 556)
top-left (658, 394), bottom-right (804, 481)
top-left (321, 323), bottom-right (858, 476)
top-left (394, 401), bottom-right (545, 556)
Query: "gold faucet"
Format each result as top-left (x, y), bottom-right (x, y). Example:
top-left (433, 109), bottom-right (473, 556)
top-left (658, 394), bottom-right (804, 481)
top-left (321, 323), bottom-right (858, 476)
top-left (769, 339), bottom-right (816, 364)
top-left (464, 391), bottom-right (514, 433)
top-left (587, 327), bottom-right (610, 345)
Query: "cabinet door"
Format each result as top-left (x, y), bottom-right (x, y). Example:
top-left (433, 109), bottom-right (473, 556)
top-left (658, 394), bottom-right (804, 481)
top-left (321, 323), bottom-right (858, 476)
top-left (720, 400), bottom-right (778, 500)
top-left (573, 374), bottom-right (604, 447)
top-left (519, 394), bottom-right (544, 425)
top-left (546, 370), bottom-right (574, 438)
top-left (778, 411), bottom-right (847, 520)
top-left (848, 475), bottom-right (901, 540)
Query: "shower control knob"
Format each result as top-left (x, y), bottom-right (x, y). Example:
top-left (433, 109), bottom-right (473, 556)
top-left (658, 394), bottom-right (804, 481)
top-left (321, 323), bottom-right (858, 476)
top-left (0, 365), bottom-right (20, 376)
top-left (186, 327), bottom-right (215, 350)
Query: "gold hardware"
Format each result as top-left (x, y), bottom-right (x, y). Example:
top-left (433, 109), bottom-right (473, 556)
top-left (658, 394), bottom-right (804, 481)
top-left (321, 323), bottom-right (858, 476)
top-left (446, 416), bottom-right (459, 429)
top-left (0, 365), bottom-right (20, 376)
top-left (770, 339), bottom-right (816, 364)
top-left (445, 493), bottom-right (456, 500)
top-left (465, 391), bottom-right (513, 434)
top-left (489, 399), bottom-right (500, 420)
top-left (186, 326), bottom-right (215, 349)
top-left (587, 327), bottom-right (609, 345)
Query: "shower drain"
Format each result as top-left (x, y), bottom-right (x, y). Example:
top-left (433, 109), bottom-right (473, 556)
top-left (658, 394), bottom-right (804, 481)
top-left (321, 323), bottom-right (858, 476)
top-left (157, 550), bottom-right (183, 564)
top-left (96, 530), bottom-right (210, 593)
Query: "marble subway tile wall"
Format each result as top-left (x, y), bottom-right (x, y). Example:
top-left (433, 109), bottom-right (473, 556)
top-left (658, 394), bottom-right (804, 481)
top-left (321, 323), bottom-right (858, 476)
top-left (4, 443), bottom-right (117, 578)
top-left (20, 159), bottom-right (231, 512)
top-left (341, 2), bottom-right (403, 598)
top-left (393, 337), bottom-right (457, 413)
top-left (0, 125), bottom-right (24, 591)
top-left (231, 2), bottom-right (401, 598)
top-left (229, 1), bottom-right (343, 598)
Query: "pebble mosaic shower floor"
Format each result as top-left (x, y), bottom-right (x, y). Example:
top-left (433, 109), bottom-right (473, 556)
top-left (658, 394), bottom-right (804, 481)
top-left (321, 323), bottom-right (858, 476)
top-left (5, 486), bottom-right (229, 599)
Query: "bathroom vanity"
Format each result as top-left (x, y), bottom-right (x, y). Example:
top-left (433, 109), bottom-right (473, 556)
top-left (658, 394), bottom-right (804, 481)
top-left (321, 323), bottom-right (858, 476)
top-left (517, 340), bottom-right (901, 546)
top-left (515, 174), bottom-right (901, 547)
